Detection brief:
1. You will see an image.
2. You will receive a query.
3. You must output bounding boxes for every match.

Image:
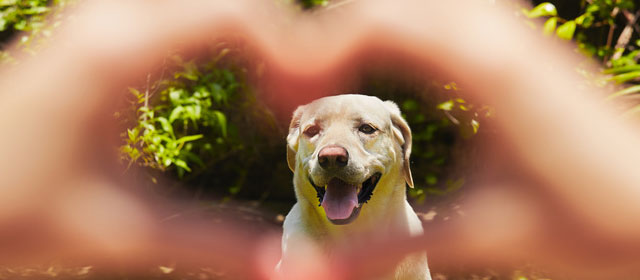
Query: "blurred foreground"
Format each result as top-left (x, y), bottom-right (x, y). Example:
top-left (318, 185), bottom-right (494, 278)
top-left (2, 0), bottom-right (640, 279)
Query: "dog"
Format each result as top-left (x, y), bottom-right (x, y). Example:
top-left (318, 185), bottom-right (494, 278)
top-left (278, 94), bottom-right (431, 279)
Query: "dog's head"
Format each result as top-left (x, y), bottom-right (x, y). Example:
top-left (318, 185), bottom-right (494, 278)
top-left (287, 94), bottom-right (413, 225)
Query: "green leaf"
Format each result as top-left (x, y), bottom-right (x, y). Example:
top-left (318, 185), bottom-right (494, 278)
top-left (25, 6), bottom-right (48, 15)
top-left (471, 119), bottom-right (480, 134)
top-left (128, 147), bottom-right (140, 161)
top-left (169, 106), bottom-right (184, 122)
top-left (174, 159), bottom-right (191, 172)
top-left (157, 117), bottom-right (173, 135)
top-left (184, 105), bottom-right (198, 123)
top-left (443, 82), bottom-right (458, 90)
top-left (14, 19), bottom-right (27, 31)
top-left (437, 100), bottom-right (454, 111)
top-left (525, 2), bottom-right (557, 18)
top-left (194, 87), bottom-right (210, 98)
top-left (211, 84), bottom-right (224, 104)
top-left (158, 134), bottom-right (173, 143)
top-left (213, 110), bottom-right (227, 137)
top-left (0, 0), bottom-right (18, 6)
top-left (169, 88), bottom-right (182, 104)
top-left (607, 85), bottom-right (640, 100)
top-left (127, 128), bottom-right (139, 142)
top-left (194, 104), bottom-right (202, 119)
top-left (175, 61), bottom-right (200, 81)
top-left (167, 140), bottom-right (178, 151)
top-left (151, 135), bottom-right (161, 145)
top-left (575, 13), bottom-right (594, 27)
top-left (543, 17), bottom-right (557, 35)
top-left (556, 21), bottom-right (576, 40)
top-left (176, 134), bottom-right (203, 144)
top-left (129, 87), bottom-right (145, 103)
top-left (617, 0), bottom-right (635, 10)
top-left (609, 71), bottom-right (640, 84)
top-left (585, 3), bottom-right (599, 13)
top-left (603, 65), bottom-right (640, 75)
top-left (182, 150), bottom-right (205, 167)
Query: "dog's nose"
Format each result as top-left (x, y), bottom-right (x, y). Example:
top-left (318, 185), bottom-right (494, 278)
top-left (318, 145), bottom-right (348, 169)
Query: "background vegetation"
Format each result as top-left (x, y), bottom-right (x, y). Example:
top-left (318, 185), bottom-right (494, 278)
top-left (1, 0), bottom-right (639, 279)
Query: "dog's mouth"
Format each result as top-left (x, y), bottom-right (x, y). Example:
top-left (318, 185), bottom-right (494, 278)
top-left (309, 172), bottom-right (382, 225)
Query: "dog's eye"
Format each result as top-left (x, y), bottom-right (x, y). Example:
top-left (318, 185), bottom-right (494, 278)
top-left (358, 124), bottom-right (376, 134)
top-left (304, 125), bottom-right (320, 137)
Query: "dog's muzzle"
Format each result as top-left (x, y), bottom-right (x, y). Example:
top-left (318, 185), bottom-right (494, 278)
top-left (309, 172), bottom-right (381, 225)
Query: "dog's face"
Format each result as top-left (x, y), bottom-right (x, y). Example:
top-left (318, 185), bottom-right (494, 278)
top-left (287, 94), bottom-right (413, 225)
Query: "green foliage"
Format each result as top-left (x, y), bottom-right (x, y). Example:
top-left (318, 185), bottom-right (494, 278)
top-left (362, 74), bottom-right (489, 203)
top-left (555, 20), bottom-right (576, 40)
top-left (0, 0), bottom-right (75, 63)
top-left (526, 0), bottom-right (635, 49)
top-left (119, 47), bottom-right (284, 199)
top-left (525, 0), bottom-right (640, 115)
top-left (404, 83), bottom-right (489, 202)
top-left (121, 55), bottom-right (241, 178)
top-left (0, 0), bottom-right (49, 33)
top-left (523, 2), bottom-right (557, 18)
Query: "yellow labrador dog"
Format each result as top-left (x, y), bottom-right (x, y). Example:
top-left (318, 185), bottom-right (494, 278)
top-left (278, 94), bottom-right (431, 279)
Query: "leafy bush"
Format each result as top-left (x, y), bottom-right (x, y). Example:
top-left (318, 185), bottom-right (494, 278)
top-left (0, 0), bottom-right (74, 63)
top-left (121, 55), bottom-right (239, 177)
top-left (360, 72), bottom-right (488, 202)
top-left (0, 0), bottom-right (49, 34)
top-left (526, 1), bottom-right (640, 112)
top-left (118, 46), bottom-right (288, 198)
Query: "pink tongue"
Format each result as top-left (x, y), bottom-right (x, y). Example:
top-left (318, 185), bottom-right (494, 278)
top-left (321, 178), bottom-right (358, 220)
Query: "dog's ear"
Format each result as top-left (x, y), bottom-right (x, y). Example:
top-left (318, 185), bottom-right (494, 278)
top-left (384, 101), bottom-right (414, 188)
top-left (286, 105), bottom-right (305, 172)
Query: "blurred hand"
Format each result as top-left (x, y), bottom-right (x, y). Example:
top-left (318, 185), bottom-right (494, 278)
top-left (1, 0), bottom-right (640, 279)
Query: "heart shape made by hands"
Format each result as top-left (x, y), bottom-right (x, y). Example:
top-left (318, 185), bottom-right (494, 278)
top-left (2, 0), bottom-right (640, 279)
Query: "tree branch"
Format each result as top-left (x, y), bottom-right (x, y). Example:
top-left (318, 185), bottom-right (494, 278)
top-left (611, 9), bottom-right (640, 61)
top-left (604, 7), bottom-right (620, 66)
